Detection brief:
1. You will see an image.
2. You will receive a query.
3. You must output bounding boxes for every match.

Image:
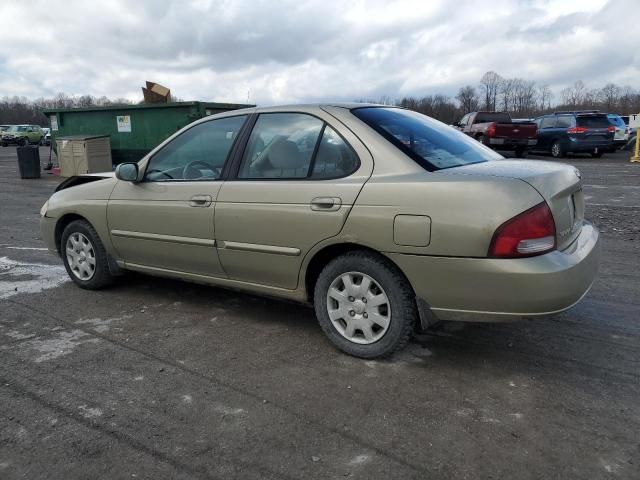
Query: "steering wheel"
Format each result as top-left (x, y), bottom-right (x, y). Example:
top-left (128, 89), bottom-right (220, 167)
top-left (182, 160), bottom-right (219, 180)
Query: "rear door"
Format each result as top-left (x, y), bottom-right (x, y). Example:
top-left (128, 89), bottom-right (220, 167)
top-left (107, 115), bottom-right (247, 276)
top-left (215, 110), bottom-right (373, 289)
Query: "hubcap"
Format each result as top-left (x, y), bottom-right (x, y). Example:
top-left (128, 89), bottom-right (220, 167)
top-left (65, 232), bottom-right (96, 280)
top-left (552, 143), bottom-right (560, 156)
top-left (326, 271), bottom-right (391, 345)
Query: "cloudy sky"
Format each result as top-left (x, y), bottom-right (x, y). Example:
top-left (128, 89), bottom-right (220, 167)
top-left (0, 0), bottom-right (638, 105)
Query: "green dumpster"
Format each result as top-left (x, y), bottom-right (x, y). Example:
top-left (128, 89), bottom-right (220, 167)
top-left (44, 101), bottom-right (253, 164)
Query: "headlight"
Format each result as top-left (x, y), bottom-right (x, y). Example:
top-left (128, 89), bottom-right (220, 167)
top-left (40, 200), bottom-right (49, 217)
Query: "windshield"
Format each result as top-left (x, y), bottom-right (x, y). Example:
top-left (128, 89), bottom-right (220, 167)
top-left (352, 107), bottom-right (501, 170)
top-left (607, 115), bottom-right (625, 127)
top-left (8, 125), bottom-right (28, 132)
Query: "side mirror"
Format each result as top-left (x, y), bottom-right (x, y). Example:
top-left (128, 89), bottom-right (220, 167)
top-left (115, 162), bottom-right (139, 182)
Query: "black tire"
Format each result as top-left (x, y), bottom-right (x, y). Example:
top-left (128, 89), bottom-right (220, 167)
top-left (514, 148), bottom-right (527, 158)
top-left (550, 140), bottom-right (564, 158)
top-left (61, 220), bottom-right (114, 290)
top-left (313, 251), bottom-right (417, 359)
top-left (591, 151), bottom-right (603, 158)
top-left (1, 143), bottom-right (6, 147)
top-left (476, 134), bottom-right (485, 145)
top-left (20, 137), bottom-right (29, 146)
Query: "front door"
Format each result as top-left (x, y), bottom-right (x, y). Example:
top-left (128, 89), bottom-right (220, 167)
top-left (107, 115), bottom-right (248, 276)
top-left (215, 111), bottom-right (373, 289)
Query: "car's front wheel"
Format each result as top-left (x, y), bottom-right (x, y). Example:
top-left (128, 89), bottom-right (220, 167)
top-left (314, 251), bottom-right (417, 359)
top-left (61, 220), bottom-right (114, 289)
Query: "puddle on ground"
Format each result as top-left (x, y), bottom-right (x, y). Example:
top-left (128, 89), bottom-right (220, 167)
top-left (0, 256), bottom-right (68, 299)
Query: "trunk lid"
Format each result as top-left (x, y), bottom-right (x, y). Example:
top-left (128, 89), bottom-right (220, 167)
top-left (446, 160), bottom-right (584, 250)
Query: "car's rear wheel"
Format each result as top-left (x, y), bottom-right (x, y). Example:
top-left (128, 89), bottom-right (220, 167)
top-left (591, 151), bottom-right (603, 158)
top-left (550, 140), bottom-right (564, 158)
top-left (314, 251), bottom-right (417, 359)
top-left (61, 220), bottom-right (114, 290)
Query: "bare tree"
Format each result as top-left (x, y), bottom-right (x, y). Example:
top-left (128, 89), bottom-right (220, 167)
top-left (479, 71), bottom-right (503, 111)
top-left (561, 80), bottom-right (587, 107)
top-left (599, 83), bottom-right (621, 112)
top-left (499, 78), bottom-right (516, 112)
top-left (538, 84), bottom-right (553, 111)
top-left (456, 85), bottom-right (479, 113)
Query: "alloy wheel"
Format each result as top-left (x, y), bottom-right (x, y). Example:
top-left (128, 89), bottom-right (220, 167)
top-left (65, 232), bottom-right (96, 280)
top-left (326, 271), bottom-right (391, 344)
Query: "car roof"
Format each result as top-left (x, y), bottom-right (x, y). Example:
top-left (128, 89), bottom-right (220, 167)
top-left (249, 102), bottom-right (387, 114)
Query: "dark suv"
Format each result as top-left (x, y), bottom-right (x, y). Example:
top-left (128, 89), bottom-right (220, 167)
top-left (533, 111), bottom-right (615, 158)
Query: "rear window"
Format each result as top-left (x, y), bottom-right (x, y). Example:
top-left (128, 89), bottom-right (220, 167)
top-left (352, 107), bottom-right (501, 171)
top-left (576, 115), bottom-right (610, 128)
top-left (474, 112), bottom-right (511, 124)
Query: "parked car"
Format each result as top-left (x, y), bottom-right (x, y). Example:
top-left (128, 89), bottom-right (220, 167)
top-left (454, 112), bottom-right (537, 157)
top-left (1, 124), bottom-right (44, 146)
top-left (0, 125), bottom-right (11, 134)
top-left (41, 127), bottom-right (51, 145)
top-left (607, 114), bottom-right (629, 149)
top-left (40, 104), bottom-right (600, 358)
top-left (532, 111), bottom-right (615, 158)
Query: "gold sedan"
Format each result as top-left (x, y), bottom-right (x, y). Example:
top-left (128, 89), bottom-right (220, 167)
top-left (40, 104), bottom-right (600, 358)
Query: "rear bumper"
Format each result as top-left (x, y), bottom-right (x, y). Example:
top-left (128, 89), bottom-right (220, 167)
top-left (388, 222), bottom-right (600, 322)
top-left (566, 138), bottom-right (614, 153)
top-left (489, 138), bottom-right (536, 150)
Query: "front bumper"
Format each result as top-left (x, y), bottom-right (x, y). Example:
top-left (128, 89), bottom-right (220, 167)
top-left (40, 215), bottom-right (58, 254)
top-left (388, 222), bottom-right (600, 322)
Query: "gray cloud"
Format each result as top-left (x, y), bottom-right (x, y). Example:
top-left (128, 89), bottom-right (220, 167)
top-left (0, 0), bottom-right (637, 104)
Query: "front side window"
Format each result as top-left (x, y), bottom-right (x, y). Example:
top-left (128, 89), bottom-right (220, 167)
top-left (352, 107), bottom-right (501, 171)
top-left (145, 115), bottom-right (246, 181)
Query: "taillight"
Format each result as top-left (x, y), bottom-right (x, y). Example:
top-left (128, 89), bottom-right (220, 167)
top-left (489, 202), bottom-right (556, 258)
top-left (486, 122), bottom-right (497, 137)
top-left (567, 126), bottom-right (588, 134)
top-left (607, 125), bottom-right (615, 133)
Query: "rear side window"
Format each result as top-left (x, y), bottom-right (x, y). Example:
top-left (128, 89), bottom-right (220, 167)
top-left (352, 107), bottom-right (501, 171)
top-left (556, 116), bottom-right (574, 128)
top-left (238, 113), bottom-right (359, 179)
top-left (310, 126), bottom-right (359, 179)
top-left (577, 115), bottom-right (610, 128)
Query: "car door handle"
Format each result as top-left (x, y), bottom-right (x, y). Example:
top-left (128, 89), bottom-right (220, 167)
top-left (311, 197), bottom-right (342, 212)
top-left (189, 194), bottom-right (212, 207)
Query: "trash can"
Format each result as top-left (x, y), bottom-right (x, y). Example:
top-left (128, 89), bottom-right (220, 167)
top-left (17, 146), bottom-right (41, 178)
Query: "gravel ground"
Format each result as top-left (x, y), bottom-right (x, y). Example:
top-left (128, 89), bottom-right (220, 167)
top-left (1, 146), bottom-right (639, 479)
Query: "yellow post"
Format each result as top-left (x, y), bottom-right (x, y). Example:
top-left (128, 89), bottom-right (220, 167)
top-left (632, 128), bottom-right (640, 163)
